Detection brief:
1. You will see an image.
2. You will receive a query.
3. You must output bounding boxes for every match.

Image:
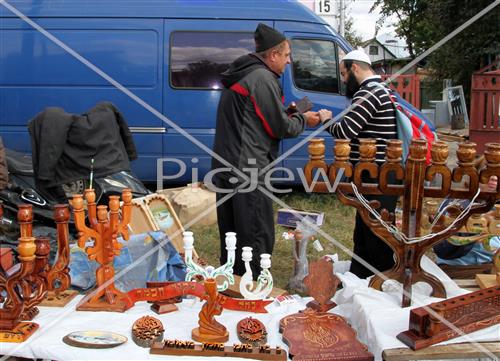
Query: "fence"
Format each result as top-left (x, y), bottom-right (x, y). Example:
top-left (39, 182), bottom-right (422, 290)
top-left (382, 74), bottom-right (421, 109)
top-left (469, 63), bottom-right (500, 153)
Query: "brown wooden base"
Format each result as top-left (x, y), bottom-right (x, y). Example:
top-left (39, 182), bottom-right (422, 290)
top-left (76, 297), bottom-right (129, 312)
top-left (191, 328), bottom-right (229, 343)
top-left (151, 302), bottom-right (178, 314)
top-left (40, 290), bottom-right (79, 307)
top-left (306, 299), bottom-right (336, 312)
top-left (475, 273), bottom-right (498, 289)
top-left (0, 322), bottom-right (39, 343)
top-left (397, 312), bottom-right (500, 350)
top-left (150, 340), bottom-right (287, 360)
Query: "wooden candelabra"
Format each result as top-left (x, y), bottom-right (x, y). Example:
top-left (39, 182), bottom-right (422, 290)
top-left (0, 203), bottom-right (39, 342)
top-left (72, 188), bottom-right (132, 312)
top-left (304, 138), bottom-right (499, 307)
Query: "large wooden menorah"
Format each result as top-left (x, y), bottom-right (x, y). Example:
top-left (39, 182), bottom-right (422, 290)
top-left (72, 188), bottom-right (132, 312)
top-left (305, 138), bottom-right (500, 307)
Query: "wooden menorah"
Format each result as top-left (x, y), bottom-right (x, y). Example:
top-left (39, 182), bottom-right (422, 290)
top-left (304, 138), bottom-right (500, 307)
top-left (72, 188), bottom-right (132, 312)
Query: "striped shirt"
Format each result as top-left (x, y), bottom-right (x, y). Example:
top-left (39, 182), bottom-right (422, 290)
top-left (327, 76), bottom-right (397, 164)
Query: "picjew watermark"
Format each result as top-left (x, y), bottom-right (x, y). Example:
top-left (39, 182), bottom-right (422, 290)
top-left (156, 157), bottom-right (344, 194)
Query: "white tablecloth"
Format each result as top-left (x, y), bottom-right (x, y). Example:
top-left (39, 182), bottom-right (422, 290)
top-left (1, 257), bottom-right (498, 361)
top-left (0, 295), bottom-right (308, 361)
top-left (332, 256), bottom-right (500, 361)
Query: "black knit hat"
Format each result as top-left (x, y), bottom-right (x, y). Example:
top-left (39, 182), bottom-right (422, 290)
top-left (254, 23), bottom-right (286, 53)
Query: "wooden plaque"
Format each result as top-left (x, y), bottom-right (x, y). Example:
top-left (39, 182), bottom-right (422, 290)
top-left (0, 322), bottom-right (39, 343)
top-left (397, 285), bottom-right (500, 350)
top-left (279, 310), bottom-right (373, 361)
top-left (150, 340), bottom-right (287, 361)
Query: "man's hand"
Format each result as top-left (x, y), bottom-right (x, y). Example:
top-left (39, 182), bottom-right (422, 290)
top-left (303, 111), bottom-right (320, 127)
top-left (318, 109), bottom-right (332, 123)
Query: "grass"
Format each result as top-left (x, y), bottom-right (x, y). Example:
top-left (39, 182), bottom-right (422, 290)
top-left (190, 191), bottom-right (356, 291)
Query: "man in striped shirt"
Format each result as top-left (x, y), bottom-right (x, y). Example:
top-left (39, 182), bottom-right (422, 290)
top-left (319, 49), bottom-right (399, 278)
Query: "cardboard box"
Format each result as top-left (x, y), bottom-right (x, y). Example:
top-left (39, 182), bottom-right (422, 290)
top-left (277, 208), bottom-right (325, 228)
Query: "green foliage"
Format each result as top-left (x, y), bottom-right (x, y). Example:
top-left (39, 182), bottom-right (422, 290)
top-left (373, 0), bottom-right (499, 104)
top-left (344, 17), bottom-right (364, 48)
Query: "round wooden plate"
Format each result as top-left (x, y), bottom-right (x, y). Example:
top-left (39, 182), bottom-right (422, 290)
top-left (62, 330), bottom-right (127, 348)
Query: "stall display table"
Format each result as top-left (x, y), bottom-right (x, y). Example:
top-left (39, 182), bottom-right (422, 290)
top-left (1, 257), bottom-right (498, 361)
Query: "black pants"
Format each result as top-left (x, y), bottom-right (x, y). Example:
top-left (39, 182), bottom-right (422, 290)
top-left (215, 178), bottom-right (274, 277)
top-left (349, 174), bottom-right (398, 278)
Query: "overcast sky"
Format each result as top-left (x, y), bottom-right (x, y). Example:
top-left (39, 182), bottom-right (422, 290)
top-left (299, 0), bottom-right (397, 40)
top-left (349, 0), bottom-right (396, 39)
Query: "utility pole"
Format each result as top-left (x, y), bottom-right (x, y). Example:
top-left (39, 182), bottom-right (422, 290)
top-left (339, 0), bottom-right (345, 37)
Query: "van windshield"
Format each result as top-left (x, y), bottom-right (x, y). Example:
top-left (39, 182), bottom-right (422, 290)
top-left (170, 31), bottom-right (253, 89)
top-left (291, 38), bottom-right (339, 94)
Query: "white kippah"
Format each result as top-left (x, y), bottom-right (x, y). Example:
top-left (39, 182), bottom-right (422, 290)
top-left (341, 49), bottom-right (371, 65)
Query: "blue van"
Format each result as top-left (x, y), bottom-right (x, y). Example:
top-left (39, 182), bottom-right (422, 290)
top-left (0, 0), bottom-right (352, 184)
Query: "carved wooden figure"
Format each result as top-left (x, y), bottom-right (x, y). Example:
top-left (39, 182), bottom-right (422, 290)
top-left (0, 232), bottom-right (39, 342)
top-left (132, 316), bottom-right (164, 347)
top-left (304, 139), bottom-right (500, 307)
top-left (72, 188), bottom-right (132, 312)
top-left (192, 278), bottom-right (229, 343)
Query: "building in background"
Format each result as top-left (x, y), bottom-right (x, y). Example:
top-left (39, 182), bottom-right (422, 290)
top-left (362, 34), bottom-right (413, 75)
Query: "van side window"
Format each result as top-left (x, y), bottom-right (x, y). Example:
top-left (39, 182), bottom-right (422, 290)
top-left (170, 31), bottom-right (253, 89)
top-left (291, 39), bottom-right (339, 94)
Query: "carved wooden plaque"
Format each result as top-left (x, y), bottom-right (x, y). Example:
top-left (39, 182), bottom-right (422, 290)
top-left (303, 258), bottom-right (339, 312)
top-left (279, 309), bottom-right (373, 361)
top-left (398, 285), bottom-right (500, 350)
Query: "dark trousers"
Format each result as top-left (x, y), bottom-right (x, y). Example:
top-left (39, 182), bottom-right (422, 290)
top-left (215, 178), bottom-right (274, 277)
top-left (349, 178), bottom-right (398, 279)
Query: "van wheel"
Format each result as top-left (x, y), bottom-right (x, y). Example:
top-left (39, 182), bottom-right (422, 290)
top-left (62, 180), bottom-right (85, 199)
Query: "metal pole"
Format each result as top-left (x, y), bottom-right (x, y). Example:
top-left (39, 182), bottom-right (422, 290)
top-left (339, 0), bottom-right (345, 37)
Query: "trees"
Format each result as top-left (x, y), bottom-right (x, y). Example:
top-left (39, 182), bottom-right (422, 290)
top-left (373, 0), bottom-right (499, 103)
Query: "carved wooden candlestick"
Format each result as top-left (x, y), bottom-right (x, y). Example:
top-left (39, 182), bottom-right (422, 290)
top-left (20, 236), bottom-right (50, 321)
top-left (73, 188), bottom-right (132, 312)
top-left (304, 139), bottom-right (499, 307)
top-left (192, 278), bottom-right (229, 343)
top-left (42, 204), bottom-right (79, 306)
top-left (4, 205), bottom-right (48, 321)
top-left (0, 235), bottom-right (39, 342)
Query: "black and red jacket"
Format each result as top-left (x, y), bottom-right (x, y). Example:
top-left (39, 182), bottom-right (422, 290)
top-left (211, 53), bottom-right (305, 182)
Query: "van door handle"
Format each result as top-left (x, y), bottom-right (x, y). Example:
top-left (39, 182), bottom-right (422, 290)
top-left (129, 127), bottom-right (167, 133)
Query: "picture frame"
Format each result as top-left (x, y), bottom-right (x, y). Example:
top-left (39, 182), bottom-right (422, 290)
top-left (142, 194), bottom-right (186, 253)
top-left (443, 85), bottom-right (469, 124)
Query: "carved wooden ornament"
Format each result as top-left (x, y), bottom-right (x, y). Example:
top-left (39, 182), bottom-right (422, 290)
top-left (237, 317), bottom-right (267, 347)
top-left (132, 316), bottom-right (164, 347)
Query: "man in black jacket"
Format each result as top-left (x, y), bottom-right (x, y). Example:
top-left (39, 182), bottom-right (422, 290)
top-left (211, 23), bottom-right (319, 277)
